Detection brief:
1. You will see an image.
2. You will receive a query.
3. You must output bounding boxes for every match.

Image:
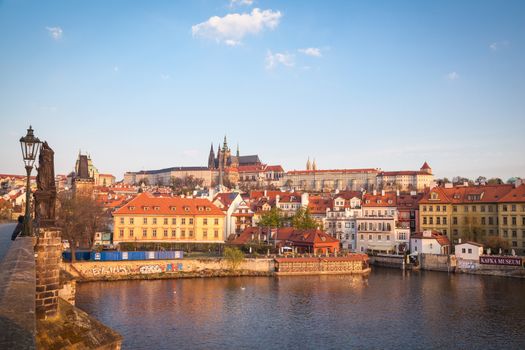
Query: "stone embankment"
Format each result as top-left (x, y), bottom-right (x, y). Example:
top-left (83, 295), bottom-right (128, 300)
top-left (64, 258), bottom-right (275, 281)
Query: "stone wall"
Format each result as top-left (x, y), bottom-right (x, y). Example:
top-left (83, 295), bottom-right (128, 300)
top-left (420, 253), bottom-right (452, 272)
top-left (369, 255), bottom-right (405, 269)
top-left (35, 228), bottom-right (62, 320)
top-left (0, 237), bottom-right (36, 350)
top-left (65, 258), bottom-right (275, 280)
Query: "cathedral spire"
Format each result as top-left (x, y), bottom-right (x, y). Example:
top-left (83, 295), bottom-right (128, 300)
top-left (223, 135), bottom-right (228, 150)
top-left (306, 157), bottom-right (311, 171)
top-left (312, 158), bottom-right (317, 171)
top-left (236, 143), bottom-right (240, 158)
top-left (208, 143), bottom-right (215, 169)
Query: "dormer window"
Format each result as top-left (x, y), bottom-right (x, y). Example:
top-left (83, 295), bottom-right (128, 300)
top-left (431, 193), bottom-right (439, 200)
top-left (143, 206), bottom-right (150, 210)
top-left (198, 206), bottom-right (203, 211)
top-left (129, 206), bottom-right (135, 210)
top-left (184, 206), bottom-right (190, 211)
top-left (377, 200), bottom-right (382, 204)
top-left (170, 206), bottom-right (177, 211)
top-left (206, 207), bottom-right (211, 211)
top-left (453, 194), bottom-right (460, 199)
top-left (154, 206), bottom-right (160, 210)
top-left (388, 200), bottom-right (393, 204)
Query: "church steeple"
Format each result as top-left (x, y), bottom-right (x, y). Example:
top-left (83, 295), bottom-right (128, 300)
top-left (223, 135), bottom-right (228, 151)
top-left (236, 143), bottom-right (240, 158)
top-left (312, 158), bottom-right (317, 171)
top-left (208, 143), bottom-right (215, 169)
top-left (306, 157), bottom-right (311, 170)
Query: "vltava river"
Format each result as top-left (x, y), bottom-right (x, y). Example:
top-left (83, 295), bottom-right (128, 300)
top-left (76, 269), bottom-right (525, 350)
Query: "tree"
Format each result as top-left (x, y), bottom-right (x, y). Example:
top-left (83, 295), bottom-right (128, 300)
top-left (483, 236), bottom-right (510, 252)
top-left (291, 207), bottom-right (318, 230)
top-left (258, 207), bottom-right (284, 228)
top-left (171, 175), bottom-right (205, 195)
top-left (56, 191), bottom-right (109, 261)
top-left (475, 176), bottom-right (487, 184)
top-left (452, 176), bottom-right (472, 185)
top-left (487, 178), bottom-right (503, 185)
top-left (223, 247), bottom-right (244, 271)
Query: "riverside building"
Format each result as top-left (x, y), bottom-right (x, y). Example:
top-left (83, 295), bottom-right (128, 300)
top-left (112, 192), bottom-right (225, 245)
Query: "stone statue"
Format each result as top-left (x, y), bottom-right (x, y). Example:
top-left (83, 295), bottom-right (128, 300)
top-left (34, 141), bottom-right (57, 227)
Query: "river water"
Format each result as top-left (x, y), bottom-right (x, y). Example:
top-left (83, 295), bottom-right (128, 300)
top-left (76, 269), bottom-right (525, 350)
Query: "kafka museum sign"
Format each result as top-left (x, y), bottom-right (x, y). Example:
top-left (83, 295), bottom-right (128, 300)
top-left (479, 256), bottom-right (523, 266)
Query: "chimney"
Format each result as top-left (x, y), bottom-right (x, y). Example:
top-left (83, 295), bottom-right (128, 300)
top-left (264, 189), bottom-right (267, 197)
top-left (463, 181), bottom-right (469, 187)
top-left (458, 238), bottom-right (462, 244)
top-left (396, 190), bottom-right (400, 197)
top-left (373, 190), bottom-right (377, 196)
top-left (381, 190), bottom-right (385, 196)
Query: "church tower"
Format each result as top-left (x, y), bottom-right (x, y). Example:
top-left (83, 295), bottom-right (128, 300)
top-left (312, 158), bottom-right (317, 171)
top-left (208, 143), bottom-right (215, 169)
top-left (306, 157), bottom-right (311, 170)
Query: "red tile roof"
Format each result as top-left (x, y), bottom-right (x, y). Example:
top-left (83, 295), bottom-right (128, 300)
top-left (114, 192), bottom-right (224, 216)
top-left (411, 230), bottom-right (450, 246)
top-left (419, 184), bottom-right (515, 204)
top-left (379, 171), bottom-right (429, 176)
top-left (498, 184), bottom-right (525, 203)
top-left (265, 165), bottom-right (284, 172)
top-left (362, 192), bottom-right (397, 207)
top-left (308, 196), bottom-right (332, 214)
top-left (421, 161), bottom-right (431, 170)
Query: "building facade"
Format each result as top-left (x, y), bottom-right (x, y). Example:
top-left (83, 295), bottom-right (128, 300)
top-left (376, 162), bottom-right (434, 192)
top-left (113, 192), bottom-right (225, 244)
top-left (282, 168), bottom-right (379, 192)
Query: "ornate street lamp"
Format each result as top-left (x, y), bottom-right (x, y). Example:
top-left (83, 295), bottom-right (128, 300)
top-left (20, 125), bottom-right (41, 236)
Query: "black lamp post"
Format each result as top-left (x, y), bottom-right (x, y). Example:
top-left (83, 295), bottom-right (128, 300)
top-left (19, 125), bottom-right (41, 237)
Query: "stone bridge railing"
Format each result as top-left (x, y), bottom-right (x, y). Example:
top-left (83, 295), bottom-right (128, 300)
top-left (0, 237), bottom-right (36, 350)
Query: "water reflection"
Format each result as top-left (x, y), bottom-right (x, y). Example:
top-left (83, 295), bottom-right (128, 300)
top-left (76, 270), bottom-right (525, 350)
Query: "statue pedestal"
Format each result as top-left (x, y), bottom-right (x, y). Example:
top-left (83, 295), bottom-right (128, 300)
top-left (35, 228), bottom-right (62, 320)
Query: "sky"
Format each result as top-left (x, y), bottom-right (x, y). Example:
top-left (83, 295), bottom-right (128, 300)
top-left (0, 0), bottom-right (524, 181)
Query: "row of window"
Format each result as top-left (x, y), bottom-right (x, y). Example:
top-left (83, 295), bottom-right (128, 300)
top-left (358, 222), bottom-right (393, 232)
top-left (423, 216), bottom-right (525, 226)
top-left (359, 234), bottom-right (391, 241)
top-left (502, 230), bottom-right (525, 239)
top-left (423, 204), bottom-right (525, 213)
top-left (326, 222), bottom-right (355, 229)
top-left (119, 217), bottom-right (220, 226)
top-left (118, 228), bottom-right (220, 239)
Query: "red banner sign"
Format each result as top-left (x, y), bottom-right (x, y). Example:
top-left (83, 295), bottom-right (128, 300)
top-left (479, 256), bottom-right (523, 266)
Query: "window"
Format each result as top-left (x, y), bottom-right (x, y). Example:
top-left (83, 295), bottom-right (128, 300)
top-left (203, 230), bottom-right (208, 238)
top-left (437, 217), bottom-right (441, 225)
top-left (214, 230), bottom-right (219, 238)
top-left (120, 217), bottom-right (124, 224)
top-left (429, 206), bottom-right (433, 212)
top-left (142, 229), bottom-right (147, 237)
top-left (462, 248), bottom-right (466, 253)
top-left (345, 223), bottom-right (350, 228)
top-left (153, 218), bottom-right (157, 225)
top-left (368, 235), bottom-right (372, 240)
top-left (214, 218), bottom-right (219, 225)
top-left (164, 229), bottom-right (168, 237)
top-left (129, 229), bottom-right (134, 238)
top-left (489, 217), bottom-right (494, 225)
top-left (189, 218), bottom-right (194, 225)
top-left (386, 235), bottom-right (390, 241)
top-left (171, 229), bottom-right (176, 237)
top-left (119, 229), bottom-right (124, 238)
top-left (453, 229), bottom-right (458, 236)
top-left (481, 206), bottom-right (486, 212)
top-left (143, 218), bottom-right (147, 224)
top-left (464, 206), bottom-right (468, 212)
top-left (437, 206), bottom-right (441, 212)
top-left (129, 218), bottom-right (134, 224)
top-left (181, 230), bottom-right (186, 238)
top-left (164, 218), bottom-right (168, 225)
top-left (378, 235), bottom-right (382, 241)
top-left (472, 205), bottom-right (476, 212)
top-left (503, 230), bottom-right (508, 238)
top-left (429, 217), bottom-right (433, 225)
top-left (512, 230), bottom-right (517, 238)
top-left (468, 248), bottom-right (472, 254)
top-left (443, 217), bottom-right (447, 225)
top-left (503, 217), bottom-right (508, 225)
top-left (172, 218), bottom-right (176, 225)
top-left (511, 205), bottom-right (516, 212)
top-left (481, 217), bottom-right (486, 225)
top-left (360, 234), bottom-right (364, 240)
top-left (203, 218), bottom-right (208, 225)
top-left (512, 241), bottom-right (517, 247)
top-left (181, 218), bottom-right (186, 225)
top-left (152, 229), bottom-right (157, 237)
top-left (512, 217), bottom-right (517, 225)
top-left (503, 205), bottom-right (508, 212)
top-left (189, 230), bottom-right (193, 237)
top-left (442, 206), bottom-right (446, 212)
top-left (423, 217), bottom-right (427, 225)
top-left (429, 243), bottom-right (433, 249)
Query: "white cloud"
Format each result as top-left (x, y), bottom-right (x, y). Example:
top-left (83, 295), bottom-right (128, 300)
top-left (230, 0), bottom-right (254, 7)
top-left (446, 71), bottom-right (459, 81)
top-left (298, 47), bottom-right (322, 57)
top-left (46, 26), bottom-right (63, 40)
top-left (192, 8), bottom-right (281, 46)
top-left (265, 50), bottom-right (294, 70)
top-left (489, 40), bottom-right (509, 51)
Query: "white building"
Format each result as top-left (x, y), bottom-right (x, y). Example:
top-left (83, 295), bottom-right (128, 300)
top-left (455, 241), bottom-right (484, 261)
top-left (410, 230), bottom-right (451, 255)
top-left (325, 193), bottom-right (362, 251)
top-left (213, 192), bottom-right (244, 240)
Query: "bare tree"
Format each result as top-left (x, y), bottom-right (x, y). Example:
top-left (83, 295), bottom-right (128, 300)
top-left (56, 191), bottom-right (109, 261)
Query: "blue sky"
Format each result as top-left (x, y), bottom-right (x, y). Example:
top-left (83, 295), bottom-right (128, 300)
top-left (0, 0), bottom-right (524, 180)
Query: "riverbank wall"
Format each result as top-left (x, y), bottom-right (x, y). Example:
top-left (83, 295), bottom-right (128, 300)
top-left (456, 258), bottom-right (525, 278)
top-left (64, 258), bottom-right (275, 281)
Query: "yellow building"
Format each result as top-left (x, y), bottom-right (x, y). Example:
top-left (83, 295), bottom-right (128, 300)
top-left (498, 184), bottom-right (525, 254)
top-left (113, 192), bottom-right (225, 244)
top-left (419, 184), bottom-right (525, 254)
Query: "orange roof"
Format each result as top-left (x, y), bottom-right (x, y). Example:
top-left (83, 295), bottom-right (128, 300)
top-left (412, 230), bottom-right (450, 246)
top-left (362, 192), bottom-right (397, 207)
top-left (286, 168), bottom-right (378, 175)
top-left (308, 196), bottom-right (332, 214)
top-left (498, 184), bottom-right (525, 203)
top-left (278, 193), bottom-right (302, 203)
top-left (419, 184), bottom-right (515, 204)
top-left (421, 161), bottom-right (431, 170)
top-left (114, 192), bottom-right (224, 216)
top-left (265, 165), bottom-right (284, 172)
top-left (379, 171), bottom-right (429, 176)
top-left (238, 165), bottom-right (266, 172)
